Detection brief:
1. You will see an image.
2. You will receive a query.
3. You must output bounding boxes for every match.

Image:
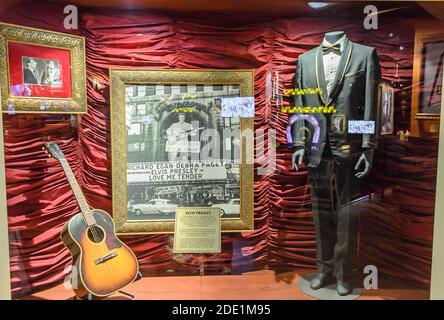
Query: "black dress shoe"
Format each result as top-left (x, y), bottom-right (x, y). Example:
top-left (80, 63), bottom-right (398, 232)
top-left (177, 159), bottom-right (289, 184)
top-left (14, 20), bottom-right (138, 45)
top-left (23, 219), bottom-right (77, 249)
top-left (336, 280), bottom-right (352, 296)
top-left (310, 273), bottom-right (330, 290)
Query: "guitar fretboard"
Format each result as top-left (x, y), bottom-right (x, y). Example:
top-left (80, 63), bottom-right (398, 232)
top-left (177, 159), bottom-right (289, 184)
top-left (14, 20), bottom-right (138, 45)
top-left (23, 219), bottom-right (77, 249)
top-left (59, 159), bottom-right (96, 226)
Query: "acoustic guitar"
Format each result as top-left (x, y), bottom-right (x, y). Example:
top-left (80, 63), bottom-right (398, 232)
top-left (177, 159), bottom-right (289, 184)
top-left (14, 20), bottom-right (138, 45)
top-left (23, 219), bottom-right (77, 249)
top-left (44, 141), bottom-right (139, 299)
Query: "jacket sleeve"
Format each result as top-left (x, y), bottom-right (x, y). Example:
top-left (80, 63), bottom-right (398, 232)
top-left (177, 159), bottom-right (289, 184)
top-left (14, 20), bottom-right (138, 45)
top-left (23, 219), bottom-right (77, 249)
top-left (363, 47), bottom-right (381, 150)
top-left (291, 58), bottom-right (306, 149)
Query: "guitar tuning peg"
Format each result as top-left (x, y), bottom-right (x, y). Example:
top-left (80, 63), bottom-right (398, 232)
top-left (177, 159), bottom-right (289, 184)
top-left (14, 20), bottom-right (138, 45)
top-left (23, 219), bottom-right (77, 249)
top-left (48, 154), bottom-right (51, 158)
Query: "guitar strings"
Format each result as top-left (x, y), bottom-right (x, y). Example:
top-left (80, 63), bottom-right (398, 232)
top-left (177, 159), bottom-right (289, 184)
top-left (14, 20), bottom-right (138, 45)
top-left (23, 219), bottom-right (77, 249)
top-left (60, 155), bottom-right (120, 291)
top-left (88, 211), bottom-right (120, 292)
top-left (88, 210), bottom-right (121, 291)
top-left (65, 160), bottom-right (116, 289)
top-left (93, 212), bottom-right (122, 291)
top-left (62, 159), bottom-right (101, 243)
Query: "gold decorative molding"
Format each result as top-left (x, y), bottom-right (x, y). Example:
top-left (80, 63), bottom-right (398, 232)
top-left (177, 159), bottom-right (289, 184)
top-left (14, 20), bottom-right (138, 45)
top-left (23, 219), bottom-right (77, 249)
top-left (0, 22), bottom-right (87, 114)
top-left (415, 113), bottom-right (440, 120)
top-left (0, 90), bottom-right (11, 299)
top-left (110, 69), bottom-right (254, 234)
top-left (419, 33), bottom-right (444, 42)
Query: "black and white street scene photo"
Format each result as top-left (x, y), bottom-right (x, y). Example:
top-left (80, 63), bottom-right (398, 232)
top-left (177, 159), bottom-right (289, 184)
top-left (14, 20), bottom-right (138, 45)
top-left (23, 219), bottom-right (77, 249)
top-left (125, 83), bottom-right (242, 220)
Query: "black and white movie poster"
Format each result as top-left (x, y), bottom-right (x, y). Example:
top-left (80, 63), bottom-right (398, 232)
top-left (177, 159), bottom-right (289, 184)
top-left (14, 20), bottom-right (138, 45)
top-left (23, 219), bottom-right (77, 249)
top-left (125, 84), bottom-right (242, 220)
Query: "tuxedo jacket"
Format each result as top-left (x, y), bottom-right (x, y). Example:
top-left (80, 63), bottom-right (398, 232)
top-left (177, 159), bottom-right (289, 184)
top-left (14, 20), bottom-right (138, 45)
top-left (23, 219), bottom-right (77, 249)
top-left (23, 68), bottom-right (38, 84)
top-left (291, 38), bottom-right (380, 168)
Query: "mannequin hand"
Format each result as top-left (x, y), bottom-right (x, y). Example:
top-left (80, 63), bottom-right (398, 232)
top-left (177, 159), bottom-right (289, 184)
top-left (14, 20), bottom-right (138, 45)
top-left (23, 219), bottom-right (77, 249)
top-left (354, 152), bottom-right (370, 179)
top-left (292, 149), bottom-right (305, 171)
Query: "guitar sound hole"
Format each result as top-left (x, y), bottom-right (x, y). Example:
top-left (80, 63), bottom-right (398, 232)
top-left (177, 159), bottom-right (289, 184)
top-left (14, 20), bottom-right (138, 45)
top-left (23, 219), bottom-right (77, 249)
top-left (87, 225), bottom-right (105, 243)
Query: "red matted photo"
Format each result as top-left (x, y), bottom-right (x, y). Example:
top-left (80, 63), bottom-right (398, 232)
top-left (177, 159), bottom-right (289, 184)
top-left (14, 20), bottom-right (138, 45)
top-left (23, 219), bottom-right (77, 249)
top-left (0, 22), bottom-right (86, 113)
top-left (8, 42), bottom-right (72, 98)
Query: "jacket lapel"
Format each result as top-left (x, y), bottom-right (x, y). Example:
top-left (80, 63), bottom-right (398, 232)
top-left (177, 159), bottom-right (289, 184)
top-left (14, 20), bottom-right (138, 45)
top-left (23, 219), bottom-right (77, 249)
top-left (327, 40), bottom-right (353, 106)
top-left (315, 47), bottom-right (329, 106)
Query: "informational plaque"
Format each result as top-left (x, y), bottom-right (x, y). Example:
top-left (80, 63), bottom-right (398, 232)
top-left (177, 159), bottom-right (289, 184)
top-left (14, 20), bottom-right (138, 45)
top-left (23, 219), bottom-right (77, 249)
top-left (173, 207), bottom-right (221, 253)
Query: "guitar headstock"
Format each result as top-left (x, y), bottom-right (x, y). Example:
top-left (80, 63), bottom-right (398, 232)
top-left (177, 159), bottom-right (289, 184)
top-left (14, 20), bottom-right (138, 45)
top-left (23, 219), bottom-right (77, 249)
top-left (43, 141), bottom-right (65, 161)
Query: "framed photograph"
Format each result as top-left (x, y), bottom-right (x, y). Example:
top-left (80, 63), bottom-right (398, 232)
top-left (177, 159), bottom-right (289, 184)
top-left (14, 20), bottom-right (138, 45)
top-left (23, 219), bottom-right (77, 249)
top-left (110, 69), bottom-right (254, 234)
top-left (331, 113), bottom-right (346, 134)
top-left (415, 34), bottom-right (444, 120)
top-left (380, 83), bottom-right (395, 135)
top-left (0, 22), bottom-right (86, 113)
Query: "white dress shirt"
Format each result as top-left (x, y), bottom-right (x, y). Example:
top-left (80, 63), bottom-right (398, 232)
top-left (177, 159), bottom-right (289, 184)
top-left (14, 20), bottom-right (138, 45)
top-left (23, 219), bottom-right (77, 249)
top-left (322, 35), bottom-right (347, 96)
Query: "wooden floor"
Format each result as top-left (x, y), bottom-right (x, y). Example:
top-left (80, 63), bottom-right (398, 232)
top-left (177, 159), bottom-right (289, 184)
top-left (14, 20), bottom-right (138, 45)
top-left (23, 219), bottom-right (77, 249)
top-left (21, 270), bottom-right (429, 300)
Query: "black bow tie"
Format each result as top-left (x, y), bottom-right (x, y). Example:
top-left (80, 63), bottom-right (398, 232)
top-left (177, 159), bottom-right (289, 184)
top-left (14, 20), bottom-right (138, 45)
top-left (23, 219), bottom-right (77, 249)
top-left (322, 43), bottom-right (341, 53)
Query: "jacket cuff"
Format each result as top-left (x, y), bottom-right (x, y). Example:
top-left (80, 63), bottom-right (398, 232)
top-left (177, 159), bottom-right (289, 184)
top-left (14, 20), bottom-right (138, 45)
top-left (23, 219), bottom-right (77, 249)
top-left (362, 141), bottom-right (378, 149)
top-left (292, 141), bottom-right (305, 148)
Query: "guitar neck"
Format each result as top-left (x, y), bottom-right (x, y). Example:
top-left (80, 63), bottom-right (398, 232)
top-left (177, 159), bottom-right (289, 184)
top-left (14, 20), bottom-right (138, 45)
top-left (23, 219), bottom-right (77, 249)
top-left (59, 159), bottom-right (96, 226)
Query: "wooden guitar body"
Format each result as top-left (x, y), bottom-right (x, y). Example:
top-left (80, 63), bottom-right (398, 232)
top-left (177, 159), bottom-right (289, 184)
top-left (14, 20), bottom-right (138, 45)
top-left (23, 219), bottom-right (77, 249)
top-left (61, 209), bottom-right (139, 298)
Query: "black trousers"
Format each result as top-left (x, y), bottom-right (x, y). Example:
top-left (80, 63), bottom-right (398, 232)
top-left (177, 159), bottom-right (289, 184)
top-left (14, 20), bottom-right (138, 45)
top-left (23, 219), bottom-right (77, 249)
top-left (308, 155), bottom-right (359, 281)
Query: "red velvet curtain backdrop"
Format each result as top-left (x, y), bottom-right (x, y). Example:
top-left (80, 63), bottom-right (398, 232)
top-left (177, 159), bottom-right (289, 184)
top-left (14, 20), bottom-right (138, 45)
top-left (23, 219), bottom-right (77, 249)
top-left (1, 1), bottom-right (417, 297)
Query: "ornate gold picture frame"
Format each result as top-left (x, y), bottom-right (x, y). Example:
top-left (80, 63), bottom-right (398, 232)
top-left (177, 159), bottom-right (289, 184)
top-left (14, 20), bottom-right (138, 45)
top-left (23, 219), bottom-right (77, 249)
top-left (110, 69), bottom-right (254, 234)
top-left (0, 22), bottom-right (86, 113)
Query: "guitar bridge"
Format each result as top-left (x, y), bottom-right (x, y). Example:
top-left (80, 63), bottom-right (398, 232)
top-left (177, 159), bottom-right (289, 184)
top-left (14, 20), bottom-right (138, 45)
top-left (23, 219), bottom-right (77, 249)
top-left (94, 252), bottom-right (118, 265)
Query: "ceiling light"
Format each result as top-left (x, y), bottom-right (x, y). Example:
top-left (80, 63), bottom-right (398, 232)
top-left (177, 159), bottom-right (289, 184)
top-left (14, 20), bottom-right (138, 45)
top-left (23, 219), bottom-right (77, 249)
top-left (308, 2), bottom-right (330, 9)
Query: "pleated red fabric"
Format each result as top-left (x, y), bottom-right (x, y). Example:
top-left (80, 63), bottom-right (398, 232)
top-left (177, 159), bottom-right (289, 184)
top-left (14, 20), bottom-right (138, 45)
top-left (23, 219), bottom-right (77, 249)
top-left (1, 1), bottom-right (435, 297)
top-left (359, 136), bottom-right (438, 289)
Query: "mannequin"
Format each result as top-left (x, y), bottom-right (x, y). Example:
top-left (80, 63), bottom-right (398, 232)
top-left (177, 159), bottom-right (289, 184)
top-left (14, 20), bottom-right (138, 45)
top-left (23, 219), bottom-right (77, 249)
top-left (324, 31), bottom-right (346, 45)
top-left (291, 31), bottom-right (380, 296)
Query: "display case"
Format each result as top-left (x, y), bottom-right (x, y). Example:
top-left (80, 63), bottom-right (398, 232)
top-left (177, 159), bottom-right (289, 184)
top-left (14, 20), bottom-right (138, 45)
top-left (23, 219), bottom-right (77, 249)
top-left (1, 0), bottom-right (444, 302)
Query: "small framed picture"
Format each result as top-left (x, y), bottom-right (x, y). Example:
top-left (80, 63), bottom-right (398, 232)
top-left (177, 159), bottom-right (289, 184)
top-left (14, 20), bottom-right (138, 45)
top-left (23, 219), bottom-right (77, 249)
top-left (415, 34), bottom-right (444, 119)
top-left (380, 83), bottom-right (395, 135)
top-left (221, 97), bottom-right (255, 118)
top-left (0, 22), bottom-right (87, 113)
top-left (331, 113), bottom-right (346, 134)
